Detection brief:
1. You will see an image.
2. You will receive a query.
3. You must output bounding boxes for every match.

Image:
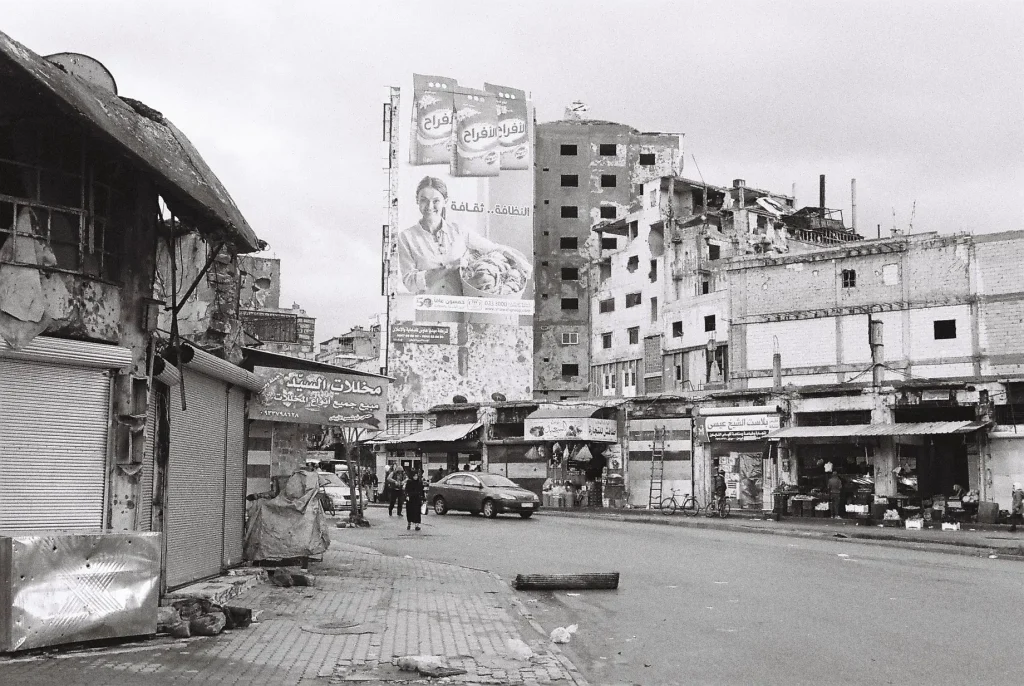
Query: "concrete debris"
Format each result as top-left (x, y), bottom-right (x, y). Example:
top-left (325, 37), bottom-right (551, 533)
top-left (396, 655), bottom-right (467, 678)
top-left (190, 611), bottom-right (226, 636)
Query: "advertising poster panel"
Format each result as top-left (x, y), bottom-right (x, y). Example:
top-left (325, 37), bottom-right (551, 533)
top-left (252, 368), bottom-right (387, 431)
top-left (385, 74), bottom-right (535, 411)
top-left (394, 74), bottom-right (534, 321)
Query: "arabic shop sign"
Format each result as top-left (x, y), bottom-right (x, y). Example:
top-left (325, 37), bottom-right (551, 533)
top-left (253, 367), bottom-right (387, 430)
top-left (391, 324), bottom-right (451, 345)
top-left (523, 417), bottom-right (618, 443)
top-left (697, 414), bottom-right (780, 442)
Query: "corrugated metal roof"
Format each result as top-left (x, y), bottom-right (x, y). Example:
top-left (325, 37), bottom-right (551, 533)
top-left (767, 421), bottom-right (989, 440)
top-left (380, 422), bottom-right (482, 444)
top-left (0, 30), bottom-right (261, 252)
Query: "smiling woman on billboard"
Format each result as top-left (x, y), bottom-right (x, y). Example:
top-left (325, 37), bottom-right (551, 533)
top-left (397, 175), bottom-right (530, 296)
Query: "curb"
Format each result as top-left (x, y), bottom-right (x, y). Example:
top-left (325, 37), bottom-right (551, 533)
top-left (537, 509), bottom-right (1024, 561)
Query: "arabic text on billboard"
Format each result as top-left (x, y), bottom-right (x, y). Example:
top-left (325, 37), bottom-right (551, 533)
top-left (702, 414), bottom-right (780, 442)
top-left (391, 324), bottom-right (451, 345)
top-left (394, 74), bottom-right (534, 322)
top-left (254, 368), bottom-right (387, 430)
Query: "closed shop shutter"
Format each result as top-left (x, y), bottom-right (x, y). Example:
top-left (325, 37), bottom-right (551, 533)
top-left (0, 358), bottom-right (110, 531)
top-left (222, 386), bottom-right (246, 567)
top-left (166, 369), bottom-right (228, 589)
top-left (137, 394), bottom-right (159, 532)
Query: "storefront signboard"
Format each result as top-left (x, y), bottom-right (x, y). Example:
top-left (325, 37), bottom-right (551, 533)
top-left (253, 367), bottom-right (388, 430)
top-left (524, 416), bottom-right (617, 442)
top-left (699, 414), bottom-right (780, 442)
top-left (391, 324), bottom-right (451, 344)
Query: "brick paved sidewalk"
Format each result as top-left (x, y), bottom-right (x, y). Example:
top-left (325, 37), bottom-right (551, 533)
top-left (0, 542), bottom-right (588, 686)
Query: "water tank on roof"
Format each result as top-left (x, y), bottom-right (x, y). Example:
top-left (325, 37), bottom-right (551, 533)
top-left (44, 52), bottom-right (118, 94)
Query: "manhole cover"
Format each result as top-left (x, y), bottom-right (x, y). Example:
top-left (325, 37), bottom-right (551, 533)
top-left (300, 621), bottom-right (379, 635)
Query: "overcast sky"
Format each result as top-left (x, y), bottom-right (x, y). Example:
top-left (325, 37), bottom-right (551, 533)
top-left (4, 1), bottom-right (1022, 341)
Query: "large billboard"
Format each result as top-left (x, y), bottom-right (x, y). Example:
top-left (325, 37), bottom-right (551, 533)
top-left (384, 74), bottom-right (535, 411)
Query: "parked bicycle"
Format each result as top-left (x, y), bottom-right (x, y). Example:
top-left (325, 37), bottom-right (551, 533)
top-left (659, 488), bottom-right (701, 516)
top-left (705, 493), bottom-right (731, 518)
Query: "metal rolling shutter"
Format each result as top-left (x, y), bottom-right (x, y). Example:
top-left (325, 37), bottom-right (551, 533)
top-left (222, 386), bottom-right (246, 567)
top-left (137, 395), bottom-right (159, 532)
top-left (166, 370), bottom-right (227, 589)
top-left (0, 359), bottom-right (110, 531)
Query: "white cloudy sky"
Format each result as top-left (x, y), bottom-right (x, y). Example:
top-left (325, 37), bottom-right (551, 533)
top-left (4, 1), bottom-right (1021, 340)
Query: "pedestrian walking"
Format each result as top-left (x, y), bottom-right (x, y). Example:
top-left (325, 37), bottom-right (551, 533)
top-left (387, 467), bottom-right (406, 517)
top-left (827, 472), bottom-right (844, 519)
top-left (1010, 482), bottom-right (1024, 532)
top-left (370, 470), bottom-right (380, 503)
top-left (405, 469), bottom-right (425, 531)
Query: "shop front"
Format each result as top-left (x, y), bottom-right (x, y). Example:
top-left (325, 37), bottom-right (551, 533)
top-left (694, 409), bottom-right (781, 511)
top-left (522, 405), bottom-right (619, 507)
top-left (626, 416), bottom-right (692, 509)
top-left (767, 421), bottom-right (989, 524)
top-left (379, 422), bottom-right (484, 480)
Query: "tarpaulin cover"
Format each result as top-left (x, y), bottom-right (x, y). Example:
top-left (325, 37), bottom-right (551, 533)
top-left (243, 470), bottom-right (330, 561)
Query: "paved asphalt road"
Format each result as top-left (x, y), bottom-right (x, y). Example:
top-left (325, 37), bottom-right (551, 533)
top-left (351, 507), bottom-right (1021, 686)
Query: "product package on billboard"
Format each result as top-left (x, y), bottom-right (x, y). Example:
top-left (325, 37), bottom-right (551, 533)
top-left (484, 83), bottom-right (530, 171)
top-left (451, 88), bottom-right (500, 177)
top-left (410, 74), bottom-right (457, 166)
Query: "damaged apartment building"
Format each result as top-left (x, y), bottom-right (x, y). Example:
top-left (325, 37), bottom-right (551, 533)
top-left (0, 30), bottom-right (269, 596)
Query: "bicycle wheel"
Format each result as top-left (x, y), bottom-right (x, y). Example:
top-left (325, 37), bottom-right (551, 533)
top-left (719, 500), bottom-right (731, 518)
top-left (704, 499), bottom-right (718, 517)
top-left (680, 496), bottom-right (699, 516)
top-left (659, 497), bottom-right (677, 516)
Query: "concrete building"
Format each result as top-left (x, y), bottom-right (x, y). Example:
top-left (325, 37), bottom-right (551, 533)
top-left (238, 255), bottom-right (316, 359)
top-left (317, 324), bottom-right (381, 373)
top-left (533, 115), bottom-right (680, 401)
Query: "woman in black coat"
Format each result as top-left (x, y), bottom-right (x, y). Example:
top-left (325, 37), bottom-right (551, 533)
top-left (405, 470), bottom-right (425, 531)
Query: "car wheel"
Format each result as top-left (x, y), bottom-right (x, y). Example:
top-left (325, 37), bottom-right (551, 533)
top-left (518, 511), bottom-right (533, 519)
top-left (481, 499), bottom-right (497, 519)
top-left (433, 496), bottom-right (448, 515)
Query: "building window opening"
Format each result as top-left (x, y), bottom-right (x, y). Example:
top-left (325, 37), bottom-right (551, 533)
top-left (560, 144), bottom-right (577, 156)
top-left (650, 296), bottom-right (658, 322)
top-left (649, 259), bottom-right (658, 282)
top-left (562, 363), bottom-right (579, 377)
top-left (561, 332), bottom-right (579, 345)
top-left (601, 174), bottom-right (616, 188)
top-left (600, 205), bottom-right (616, 219)
top-left (627, 255), bottom-right (639, 272)
top-left (560, 174), bottom-right (579, 187)
top-left (561, 267), bottom-right (579, 281)
top-left (629, 221), bottom-right (639, 240)
top-left (599, 143), bottom-right (617, 156)
top-left (561, 298), bottom-right (579, 310)
top-left (601, 236), bottom-right (618, 250)
top-left (701, 279), bottom-right (710, 294)
top-left (708, 244), bottom-right (721, 260)
top-left (560, 205), bottom-right (578, 218)
top-left (602, 332), bottom-right (612, 349)
top-left (559, 236), bottom-right (578, 250)
top-left (934, 319), bottom-right (957, 340)
top-left (599, 297), bottom-right (615, 313)
top-left (672, 321), bottom-right (682, 337)
top-left (841, 268), bottom-right (857, 288)
top-left (628, 327), bottom-right (639, 345)
top-left (639, 153), bottom-right (656, 166)
top-left (704, 314), bottom-right (716, 331)
top-left (625, 292), bottom-right (642, 308)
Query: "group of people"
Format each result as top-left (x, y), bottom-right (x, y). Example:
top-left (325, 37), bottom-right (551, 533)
top-left (383, 465), bottom-right (426, 532)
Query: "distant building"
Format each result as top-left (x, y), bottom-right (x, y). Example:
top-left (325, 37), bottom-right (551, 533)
top-left (533, 116), bottom-right (681, 401)
top-left (238, 256), bottom-right (316, 360)
top-left (317, 325), bottom-right (381, 373)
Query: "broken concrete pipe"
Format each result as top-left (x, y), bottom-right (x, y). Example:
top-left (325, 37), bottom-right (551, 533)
top-left (513, 572), bottom-right (619, 591)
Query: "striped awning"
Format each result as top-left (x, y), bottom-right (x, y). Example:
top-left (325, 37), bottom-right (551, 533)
top-left (766, 421), bottom-right (989, 440)
top-left (372, 422), bottom-right (483, 445)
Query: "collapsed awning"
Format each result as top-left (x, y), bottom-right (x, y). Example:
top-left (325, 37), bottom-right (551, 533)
top-left (767, 421), bottom-right (989, 440)
top-left (380, 422), bottom-right (483, 445)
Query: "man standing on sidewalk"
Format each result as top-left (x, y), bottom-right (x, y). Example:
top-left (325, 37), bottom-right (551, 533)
top-left (387, 468), bottom-right (406, 517)
top-left (828, 472), bottom-right (844, 519)
top-left (1010, 482), bottom-right (1023, 532)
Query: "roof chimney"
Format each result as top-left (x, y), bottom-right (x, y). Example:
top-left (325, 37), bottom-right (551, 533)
top-left (819, 175), bottom-right (826, 219)
top-left (734, 179), bottom-right (746, 209)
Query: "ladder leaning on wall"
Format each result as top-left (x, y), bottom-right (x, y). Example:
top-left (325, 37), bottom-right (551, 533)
top-left (648, 426), bottom-right (666, 509)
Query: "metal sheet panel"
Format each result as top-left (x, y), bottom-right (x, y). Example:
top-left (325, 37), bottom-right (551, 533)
top-left (391, 422), bottom-right (482, 443)
top-left (222, 387), bottom-right (246, 567)
top-left (767, 421), bottom-right (988, 440)
top-left (0, 531), bottom-right (160, 652)
top-left (166, 370), bottom-right (227, 589)
top-left (0, 359), bottom-right (110, 531)
top-left (137, 396), bottom-right (158, 532)
top-left (0, 336), bottom-right (132, 369)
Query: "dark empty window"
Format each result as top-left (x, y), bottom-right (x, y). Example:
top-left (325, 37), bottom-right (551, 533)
top-left (599, 206), bottom-right (616, 219)
top-left (628, 327), bottom-right (639, 344)
top-left (561, 267), bottom-right (579, 281)
top-left (561, 298), bottom-right (579, 310)
top-left (627, 256), bottom-right (639, 272)
top-left (649, 260), bottom-right (658, 282)
top-left (842, 269), bottom-right (857, 288)
top-left (701, 279), bottom-right (710, 294)
top-left (708, 244), bottom-right (721, 260)
top-left (562, 363), bottom-right (580, 377)
top-left (561, 205), bottom-right (578, 218)
top-left (639, 153), bottom-right (656, 166)
top-left (560, 144), bottom-right (577, 156)
top-left (651, 297), bottom-right (658, 322)
top-left (599, 298), bottom-right (615, 313)
top-left (602, 333), bottom-right (612, 349)
top-left (601, 237), bottom-right (618, 250)
top-left (934, 319), bottom-right (957, 340)
top-left (599, 143), bottom-right (617, 156)
top-left (625, 292), bottom-right (642, 308)
top-left (559, 236), bottom-right (578, 250)
top-left (704, 315), bottom-right (716, 332)
top-left (601, 174), bottom-right (617, 188)
top-left (672, 321), bottom-right (682, 337)
top-left (561, 174), bottom-right (579, 187)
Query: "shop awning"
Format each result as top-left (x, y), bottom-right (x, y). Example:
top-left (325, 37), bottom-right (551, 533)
top-left (525, 405), bottom-right (603, 420)
top-left (385, 422), bottom-right (483, 444)
top-left (767, 421), bottom-right (989, 440)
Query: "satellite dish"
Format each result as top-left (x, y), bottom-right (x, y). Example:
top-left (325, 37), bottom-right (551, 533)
top-left (45, 52), bottom-right (118, 94)
top-left (452, 395), bottom-right (468, 404)
top-left (491, 392), bottom-right (507, 402)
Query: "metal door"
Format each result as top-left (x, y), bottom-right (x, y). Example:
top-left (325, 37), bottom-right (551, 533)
top-left (165, 370), bottom-right (227, 589)
top-left (0, 358), bottom-right (110, 531)
top-left (222, 386), bottom-right (246, 567)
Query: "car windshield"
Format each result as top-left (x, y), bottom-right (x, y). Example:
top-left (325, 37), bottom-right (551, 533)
top-left (318, 472), bottom-right (345, 487)
top-left (476, 474), bottom-right (519, 488)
